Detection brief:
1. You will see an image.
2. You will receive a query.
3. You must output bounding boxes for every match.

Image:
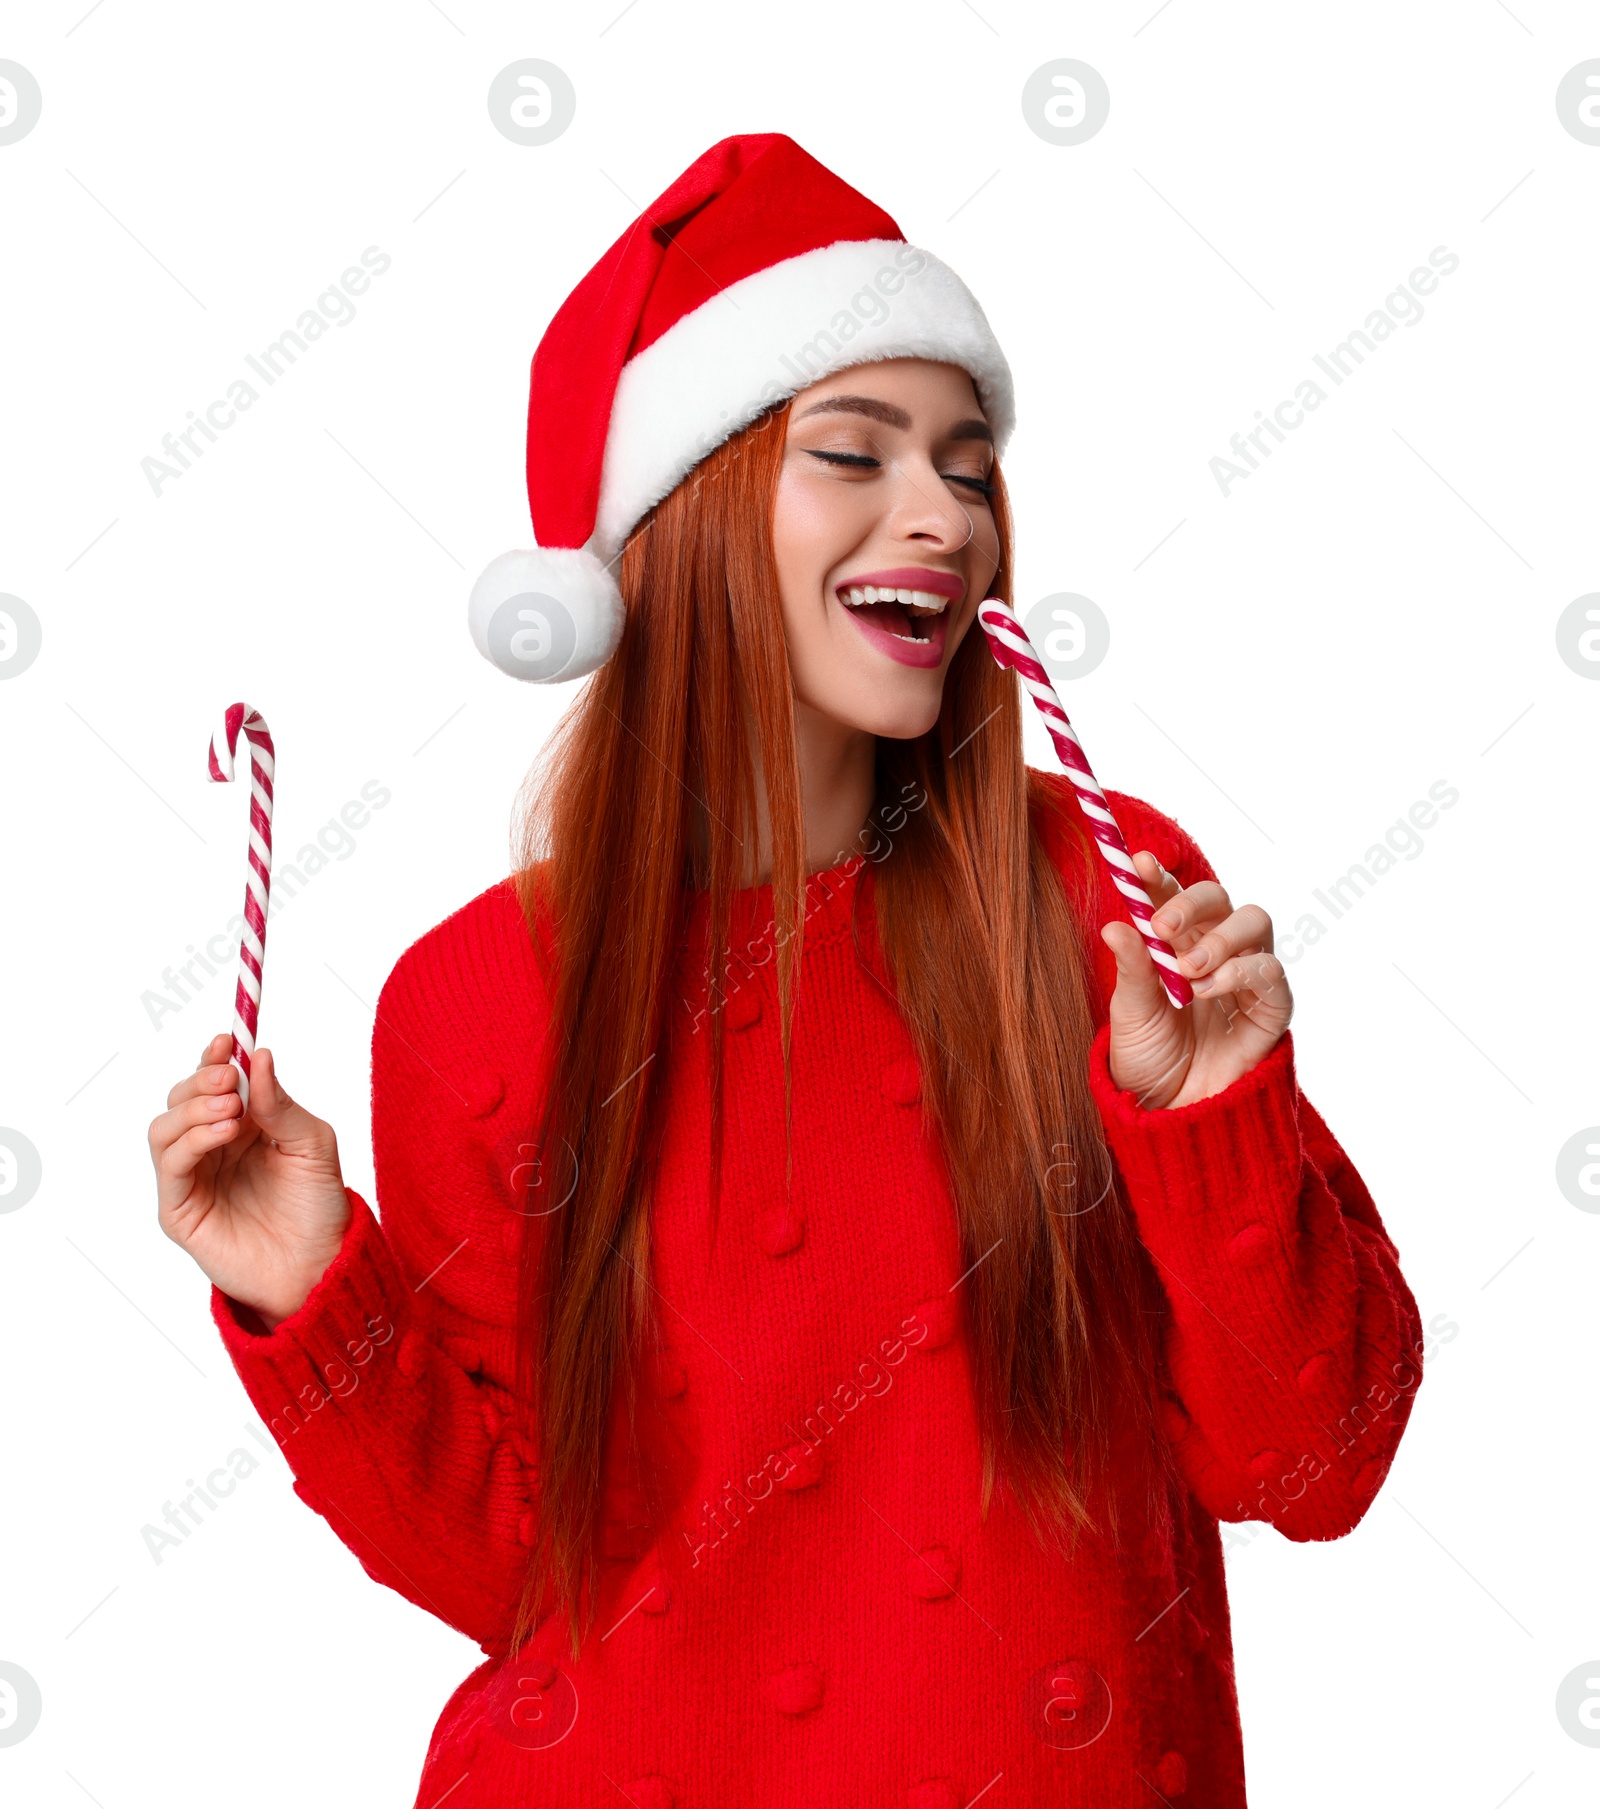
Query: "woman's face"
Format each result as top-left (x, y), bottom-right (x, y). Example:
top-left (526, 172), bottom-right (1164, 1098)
top-left (770, 357), bottom-right (1001, 740)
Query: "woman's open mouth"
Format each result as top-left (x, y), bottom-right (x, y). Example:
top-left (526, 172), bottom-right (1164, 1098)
top-left (836, 575), bottom-right (962, 670)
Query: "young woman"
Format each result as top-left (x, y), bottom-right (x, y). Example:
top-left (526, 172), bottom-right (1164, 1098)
top-left (147, 136), bottom-right (1423, 1807)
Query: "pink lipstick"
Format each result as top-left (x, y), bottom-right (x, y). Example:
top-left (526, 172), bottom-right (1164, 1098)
top-left (834, 567), bottom-right (964, 670)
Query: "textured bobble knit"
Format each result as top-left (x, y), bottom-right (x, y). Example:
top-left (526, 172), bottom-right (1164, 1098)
top-left (210, 776), bottom-right (1424, 1807)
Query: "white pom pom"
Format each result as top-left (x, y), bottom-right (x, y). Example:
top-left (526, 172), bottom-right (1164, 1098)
top-left (467, 546), bottom-right (625, 683)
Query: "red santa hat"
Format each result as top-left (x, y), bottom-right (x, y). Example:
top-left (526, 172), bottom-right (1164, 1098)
top-left (468, 132), bottom-right (1016, 682)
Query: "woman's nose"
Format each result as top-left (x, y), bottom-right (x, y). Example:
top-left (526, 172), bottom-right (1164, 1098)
top-left (882, 456), bottom-right (973, 547)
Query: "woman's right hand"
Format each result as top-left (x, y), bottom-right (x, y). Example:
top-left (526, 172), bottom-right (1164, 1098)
top-left (148, 1033), bottom-right (353, 1333)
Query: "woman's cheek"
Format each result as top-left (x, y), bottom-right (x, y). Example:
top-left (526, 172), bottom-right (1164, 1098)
top-left (773, 463), bottom-right (881, 568)
top-left (965, 515), bottom-right (1002, 597)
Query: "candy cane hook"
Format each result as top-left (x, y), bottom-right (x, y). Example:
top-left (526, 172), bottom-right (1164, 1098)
top-left (977, 601), bottom-right (1191, 1011)
top-left (207, 704), bottom-right (276, 1108)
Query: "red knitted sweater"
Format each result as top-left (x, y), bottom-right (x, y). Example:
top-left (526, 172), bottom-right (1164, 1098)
top-left (211, 777), bottom-right (1423, 1808)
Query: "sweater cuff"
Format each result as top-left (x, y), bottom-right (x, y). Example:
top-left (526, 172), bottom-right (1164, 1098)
top-left (1087, 1024), bottom-right (1301, 1241)
top-left (209, 1188), bottom-right (409, 1433)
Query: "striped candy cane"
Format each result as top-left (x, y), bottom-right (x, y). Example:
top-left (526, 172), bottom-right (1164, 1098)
top-left (977, 600), bottom-right (1192, 1011)
top-left (207, 704), bottom-right (276, 1108)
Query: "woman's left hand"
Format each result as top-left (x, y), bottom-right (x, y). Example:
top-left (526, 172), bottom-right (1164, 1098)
top-left (1100, 852), bottom-right (1293, 1110)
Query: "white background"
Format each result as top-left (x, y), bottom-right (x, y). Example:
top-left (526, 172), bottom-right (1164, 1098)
top-left (2, 2), bottom-right (1595, 1804)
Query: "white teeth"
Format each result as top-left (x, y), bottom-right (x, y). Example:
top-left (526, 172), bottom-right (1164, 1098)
top-left (838, 584), bottom-right (950, 613)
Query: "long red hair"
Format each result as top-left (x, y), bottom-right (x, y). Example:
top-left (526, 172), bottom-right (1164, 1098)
top-left (509, 398), bottom-right (1173, 1658)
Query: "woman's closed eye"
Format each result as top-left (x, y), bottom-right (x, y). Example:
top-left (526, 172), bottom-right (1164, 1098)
top-left (805, 448), bottom-right (878, 471)
top-left (945, 470), bottom-right (995, 498)
top-left (803, 447), bottom-right (995, 497)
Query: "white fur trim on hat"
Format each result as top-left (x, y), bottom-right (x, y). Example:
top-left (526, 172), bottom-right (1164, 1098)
top-left (467, 546), bottom-right (624, 684)
top-left (590, 238), bottom-right (1014, 559)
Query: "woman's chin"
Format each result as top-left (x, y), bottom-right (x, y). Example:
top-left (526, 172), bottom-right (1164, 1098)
top-left (872, 702), bottom-right (946, 742)
top-left (806, 679), bottom-right (947, 743)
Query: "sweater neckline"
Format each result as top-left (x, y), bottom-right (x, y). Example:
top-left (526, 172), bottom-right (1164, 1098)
top-left (679, 850), bottom-right (869, 958)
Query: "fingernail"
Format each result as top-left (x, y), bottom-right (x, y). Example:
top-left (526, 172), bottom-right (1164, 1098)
top-left (1192, 975), bottom-right (1214, 992)
top-left (1152, 912), bottom-right (1177, 935)
top-left (1186, 946), bottom-right (1209, 973)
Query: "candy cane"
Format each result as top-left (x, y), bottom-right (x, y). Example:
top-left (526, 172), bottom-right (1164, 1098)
top-left (977, 600), bottom-right (1191, 1011)
top-left (207, 704), bottom-right (276, 1108)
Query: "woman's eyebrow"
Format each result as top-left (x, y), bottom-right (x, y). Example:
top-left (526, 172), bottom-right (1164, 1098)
top-left (792, 397), bottom-right (994, 445)
top-left (793, 395), bottom-right (911, 429)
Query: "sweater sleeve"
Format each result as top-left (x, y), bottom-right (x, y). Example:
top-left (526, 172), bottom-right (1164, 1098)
top-left (209, 901), bottom-right (543, 1656)
top-left (1085, 793), bottom-right (1426, 1541)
